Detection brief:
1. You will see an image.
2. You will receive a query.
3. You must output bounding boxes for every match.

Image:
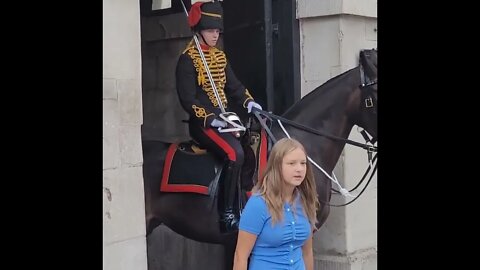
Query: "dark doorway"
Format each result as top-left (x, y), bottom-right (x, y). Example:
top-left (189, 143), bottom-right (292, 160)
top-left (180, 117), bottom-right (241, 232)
top-left (271, 0), bottom-right (301, 114)
top-left (139, 0), bottom-right (299, 142)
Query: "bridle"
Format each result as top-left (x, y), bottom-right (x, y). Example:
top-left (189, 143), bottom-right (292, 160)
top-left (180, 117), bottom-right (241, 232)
top-left (327, 57), bottom-right (378, 206)
top-left (250, 57), bottom-right (378, 207)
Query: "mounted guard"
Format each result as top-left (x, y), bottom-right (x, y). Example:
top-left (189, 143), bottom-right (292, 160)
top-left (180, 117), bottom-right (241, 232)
top-left (175, 0), bottom-right (263, 233)
top-left (144, 48), bottom-right (378, 269)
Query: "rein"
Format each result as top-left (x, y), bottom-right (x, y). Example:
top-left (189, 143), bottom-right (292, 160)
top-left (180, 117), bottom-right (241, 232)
top-left (252, 108), bottom-right (377, 152)
top-left (329, 153), bottom-right (377, 207)
top-left (252, 109), bottom-right (377, 207)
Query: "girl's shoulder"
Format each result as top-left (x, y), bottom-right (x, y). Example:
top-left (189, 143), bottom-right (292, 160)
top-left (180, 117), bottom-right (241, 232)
top-left (243, 193), bottom-right (270, 219)
top-left (248, 193), bottom-right (265, 201)
top-left (246, 193), bottom-right (267, 207)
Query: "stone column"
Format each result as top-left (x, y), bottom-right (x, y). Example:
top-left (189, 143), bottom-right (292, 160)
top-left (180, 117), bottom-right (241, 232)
top-left (103, 0), bottom-right (147, 269)
top-left (296, 0), bottom-right (377, 269)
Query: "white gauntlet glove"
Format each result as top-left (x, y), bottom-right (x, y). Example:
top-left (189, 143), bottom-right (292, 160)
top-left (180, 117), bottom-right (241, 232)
top-left (247, 101), bottom-right (263, 113)
top-left (211, 118), bottom-right (228, 128)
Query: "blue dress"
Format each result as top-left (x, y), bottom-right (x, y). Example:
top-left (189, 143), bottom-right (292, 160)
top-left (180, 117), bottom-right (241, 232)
top-left (239, 194), bottom-right (312, 270)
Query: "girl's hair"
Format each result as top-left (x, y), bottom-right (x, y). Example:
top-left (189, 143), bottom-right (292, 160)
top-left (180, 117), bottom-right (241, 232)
top-left (252, 138), bottom-right (320, 226)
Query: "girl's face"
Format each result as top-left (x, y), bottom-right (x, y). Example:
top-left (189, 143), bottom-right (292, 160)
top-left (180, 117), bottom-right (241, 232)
top-left (281, 148), bottom-right (307, 188)
top-left (199, 29), bottom-right (220, 47)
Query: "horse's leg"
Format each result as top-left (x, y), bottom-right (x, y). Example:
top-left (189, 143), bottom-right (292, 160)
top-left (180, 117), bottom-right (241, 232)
top-left (316, 185), bottom-right (332, 228)
top-left (316, 204), bottom-right (330, 229)
top-left (142, 140), bottom-right (169, 235)
top-left (145, 190), bottom-right (159, 236)
top-left (223, 234), bottom-right (238, 270)
top-left (146, 216), bottom-right (162, 236)
top-left (145, 182), bottom-right (164, 236)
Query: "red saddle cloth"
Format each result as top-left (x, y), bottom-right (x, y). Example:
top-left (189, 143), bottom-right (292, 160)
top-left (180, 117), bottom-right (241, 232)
top-left (161, 143), bottom-right (220, 195)
top-left (160, 129), bottom-right (268, 196)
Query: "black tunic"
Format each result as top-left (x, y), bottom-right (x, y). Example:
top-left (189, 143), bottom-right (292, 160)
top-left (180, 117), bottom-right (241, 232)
top-left (176, 44), bottom-right (254, 128)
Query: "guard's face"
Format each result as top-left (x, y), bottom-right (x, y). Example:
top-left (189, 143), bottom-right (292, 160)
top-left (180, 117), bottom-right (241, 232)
top-left (200, 29), bottom-right (220, 47)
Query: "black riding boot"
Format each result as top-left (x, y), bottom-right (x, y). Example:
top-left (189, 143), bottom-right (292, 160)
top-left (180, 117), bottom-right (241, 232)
top-left (220, 162), bottom-right (240, 233)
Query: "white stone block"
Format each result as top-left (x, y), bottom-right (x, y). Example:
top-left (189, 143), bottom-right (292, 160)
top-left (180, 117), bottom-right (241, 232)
top-left (314, 205), bottom-right (347, 254)
top-left (119, 125), bottom-right (143, 167)
top-left (103, 0), bottom-right (141, 80)
top-left (313, 248), bottom-right (376, 270)
top-left (297, 0), bottom-right (377, 19)
top-left (103, 236), bottom-right (147, 270)
top-left (300, 17), bottom-right (341, 82)
top-left (301, 80), bottom-right (322, 97)
top-left (118, 79), bottom-right (143, 125)
top-left (297, 0), bottom-right (342, 19)
top-left (339, 16), bottom-right (377, 70)
top-left (103, 136), bottom-right (120, 170)
top-left (343, 0), bottom-right (377, 18)
top-left (103, 167), bottom-right (146, 244)
top-left (358, 250), bottom-right (377, 270)
top-left (330, 65), bottom-right (343, 78)
top-left (103, 100), bottom-right (119, 138)
top-left (365, 19), bottom-right (377, 41)
top-left (344, 130), bottom-right (377, 253)
top-left (103, 78), bottom-right (117, 100)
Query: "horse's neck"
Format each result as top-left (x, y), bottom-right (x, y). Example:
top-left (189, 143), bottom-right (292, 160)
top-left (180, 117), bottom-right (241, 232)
top-left (274, 112), bottom-right (353, 173)
top-left (274, 73), bottom-right (358, 172)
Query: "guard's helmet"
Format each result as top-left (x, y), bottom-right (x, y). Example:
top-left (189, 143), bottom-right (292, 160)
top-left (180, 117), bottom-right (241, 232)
top-left (188, 1), bottom-right (223, 32)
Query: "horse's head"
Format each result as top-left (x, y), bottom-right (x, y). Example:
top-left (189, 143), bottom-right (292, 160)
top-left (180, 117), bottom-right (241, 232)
top-left (356, 49), bottom-right (377, 140)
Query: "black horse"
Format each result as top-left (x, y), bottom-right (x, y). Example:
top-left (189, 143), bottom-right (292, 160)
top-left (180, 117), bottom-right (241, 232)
top-left (142, 49), bottom-right (377, 269)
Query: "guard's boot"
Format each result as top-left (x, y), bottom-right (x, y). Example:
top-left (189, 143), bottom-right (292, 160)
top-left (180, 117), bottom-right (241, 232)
top-left (220, 162), bottom-right (240, 233)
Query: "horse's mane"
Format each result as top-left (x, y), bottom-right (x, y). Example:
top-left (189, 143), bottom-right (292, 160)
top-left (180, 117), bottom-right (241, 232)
top-left (282, 66), bottom-right (358, 117)
top-left (302, 67), bottom-right (357, 99)
top-left (360, 49), bottom-right (377, 79)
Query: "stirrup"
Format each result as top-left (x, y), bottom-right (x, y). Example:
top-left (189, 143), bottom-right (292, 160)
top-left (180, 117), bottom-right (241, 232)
top-left (220, 210), bottom-right (239, 233)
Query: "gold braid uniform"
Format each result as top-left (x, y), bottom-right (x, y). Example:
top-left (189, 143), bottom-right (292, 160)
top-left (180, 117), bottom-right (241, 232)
top-left (176, 42), bottom-right (254, 128)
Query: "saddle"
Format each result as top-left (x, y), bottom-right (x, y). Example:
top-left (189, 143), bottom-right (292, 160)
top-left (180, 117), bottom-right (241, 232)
top-left (160, 128), bottom-right (268, 196)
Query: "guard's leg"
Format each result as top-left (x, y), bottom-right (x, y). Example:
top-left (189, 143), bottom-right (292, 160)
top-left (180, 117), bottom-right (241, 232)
top-left (189, 121), bottom-right (244, 233)
top-left (220, 161), bottom-right (240, 233)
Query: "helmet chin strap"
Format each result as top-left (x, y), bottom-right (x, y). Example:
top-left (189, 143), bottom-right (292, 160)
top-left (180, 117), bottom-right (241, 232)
top-left (197, 32), bottom-right (207, 46)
